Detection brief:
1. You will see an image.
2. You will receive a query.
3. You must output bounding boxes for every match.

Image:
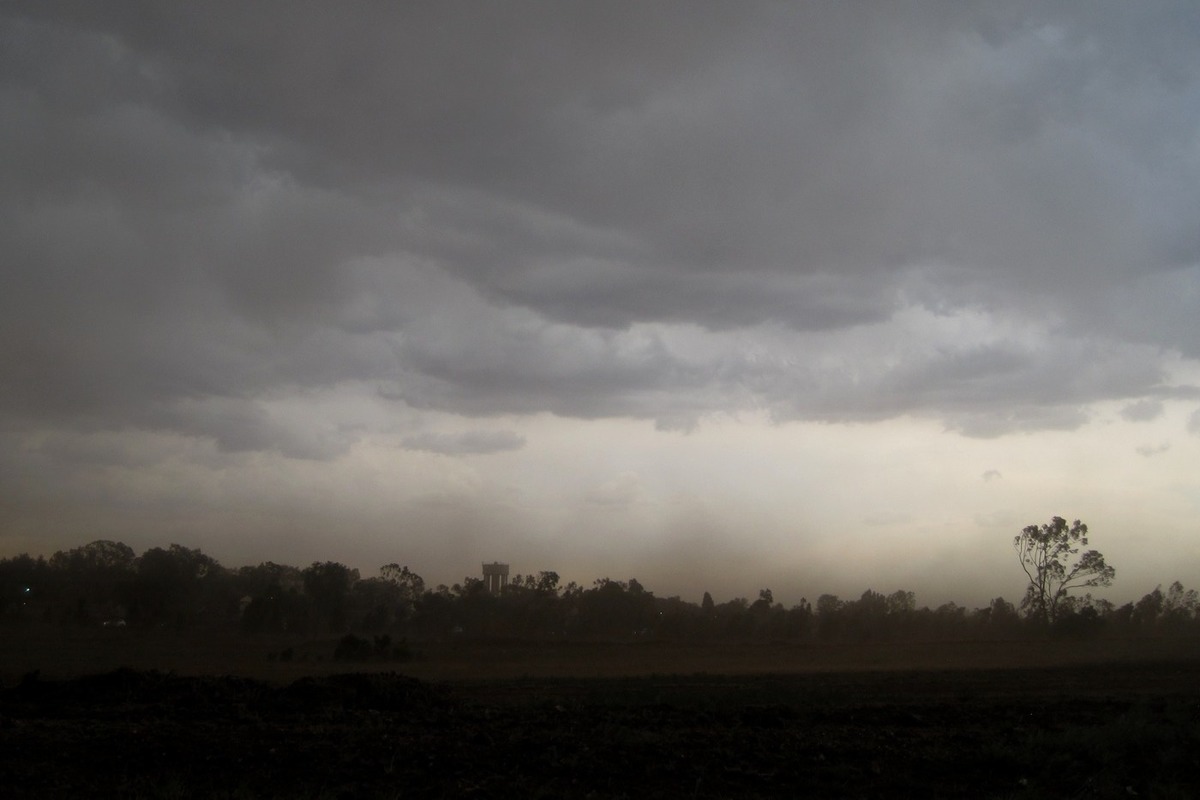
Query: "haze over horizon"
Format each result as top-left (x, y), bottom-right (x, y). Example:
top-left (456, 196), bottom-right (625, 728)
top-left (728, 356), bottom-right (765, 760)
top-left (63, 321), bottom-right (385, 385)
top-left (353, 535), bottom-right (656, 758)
top-left (3, 2), bottom-right (1199, 608)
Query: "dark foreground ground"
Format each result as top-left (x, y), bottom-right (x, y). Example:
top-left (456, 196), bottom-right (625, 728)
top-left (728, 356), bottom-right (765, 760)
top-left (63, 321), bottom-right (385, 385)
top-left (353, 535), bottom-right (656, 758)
top-left (2, 658), bottom-right (1199, 799)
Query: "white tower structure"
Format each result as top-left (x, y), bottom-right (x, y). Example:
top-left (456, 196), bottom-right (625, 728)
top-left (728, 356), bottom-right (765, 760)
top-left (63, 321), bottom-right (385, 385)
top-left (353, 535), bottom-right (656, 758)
top-left (482, 562), bottom-right (509, 594)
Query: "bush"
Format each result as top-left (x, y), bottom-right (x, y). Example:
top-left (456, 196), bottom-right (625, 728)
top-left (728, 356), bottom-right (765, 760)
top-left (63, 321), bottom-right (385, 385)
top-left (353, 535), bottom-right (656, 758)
top-left (332, 633), bottom-right (412, 662)
top-left (333, 634), bottom-right (374, 662)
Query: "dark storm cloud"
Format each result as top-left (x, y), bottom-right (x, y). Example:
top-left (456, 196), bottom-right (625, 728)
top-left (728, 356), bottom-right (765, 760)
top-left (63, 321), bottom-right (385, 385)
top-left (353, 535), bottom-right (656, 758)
top-left (141, 396), bottom-right (355, 461)
top-left (748, 331), bottom-right (1172, 435)
top-left (394, 324), bottom-right (714, 423)
top-left (487, 264), bottom-right (893, 331)
top-left (3, 1), bottom-right (1199, 452)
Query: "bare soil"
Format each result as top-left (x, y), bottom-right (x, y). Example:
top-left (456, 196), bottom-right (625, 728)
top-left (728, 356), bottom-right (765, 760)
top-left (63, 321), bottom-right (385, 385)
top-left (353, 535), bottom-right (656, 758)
top-left (1, 635), bottom-right (1198, 798)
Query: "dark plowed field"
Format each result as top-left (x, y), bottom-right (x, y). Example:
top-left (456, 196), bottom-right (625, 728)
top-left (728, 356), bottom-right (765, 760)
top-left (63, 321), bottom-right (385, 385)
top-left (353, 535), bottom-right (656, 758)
top-left (3, 661), bottom-right (1198, 799)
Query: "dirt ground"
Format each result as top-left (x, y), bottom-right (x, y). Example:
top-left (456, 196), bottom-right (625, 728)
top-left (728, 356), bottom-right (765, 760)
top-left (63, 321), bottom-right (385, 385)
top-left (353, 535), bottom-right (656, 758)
top-left (1, 635), bottom-right (1198, 798)
top-left (5, 628), bottom-right (1200, 682)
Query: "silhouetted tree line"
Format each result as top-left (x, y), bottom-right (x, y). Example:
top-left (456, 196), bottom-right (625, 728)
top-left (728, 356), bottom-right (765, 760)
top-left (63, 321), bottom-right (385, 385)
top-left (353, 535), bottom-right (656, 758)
top-left (1, 540), bottom-right (1197, 643)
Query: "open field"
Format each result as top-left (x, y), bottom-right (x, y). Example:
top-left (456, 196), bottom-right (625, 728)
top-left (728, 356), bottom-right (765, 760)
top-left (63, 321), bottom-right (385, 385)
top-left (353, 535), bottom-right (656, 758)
top-left (2, 632), bottom-right (1199, 798)
top-left (4, 628), bottom-right (1200, 683)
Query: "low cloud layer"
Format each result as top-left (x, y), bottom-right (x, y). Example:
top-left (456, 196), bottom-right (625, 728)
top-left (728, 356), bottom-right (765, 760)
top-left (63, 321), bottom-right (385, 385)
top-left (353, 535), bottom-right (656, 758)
top-left (3, 2), bottom-right (1199, 455)
top-left (3, 4), bottom-right (1199, 598)
top-left (401, 430), bottom-right (527, 457)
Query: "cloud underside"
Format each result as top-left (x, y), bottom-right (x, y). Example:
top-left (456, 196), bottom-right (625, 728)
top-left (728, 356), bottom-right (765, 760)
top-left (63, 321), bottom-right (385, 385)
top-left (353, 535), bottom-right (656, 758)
top-left (401, 430), bottom-right (526, 456)
top-left (2, 2), bottom-right (1199, 458)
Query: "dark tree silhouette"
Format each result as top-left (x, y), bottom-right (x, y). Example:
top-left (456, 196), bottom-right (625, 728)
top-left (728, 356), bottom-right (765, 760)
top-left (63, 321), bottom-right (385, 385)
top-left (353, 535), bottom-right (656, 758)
top-left (302, 561), bottom-right (360, 633)
top-left (6, 534), bottom-right (1193, 644)
top-left (130, 544), bottom-right (222, 629)
top-left (379, 563), bottom-right (425, 624)
top-left (535, 571), bottom-right (560, 594)
top-left (1014, 517), bottom-right (1115, 627)
top-left (236, 562), bottom-right (306, 633)
top-left (48, 540), bottom-right (136, 624)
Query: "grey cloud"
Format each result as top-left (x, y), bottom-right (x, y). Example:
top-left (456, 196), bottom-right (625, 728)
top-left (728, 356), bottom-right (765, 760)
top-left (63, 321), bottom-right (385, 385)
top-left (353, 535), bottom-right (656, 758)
top-left (401, 430), bottom-right (526, 456)
top-left (1091, 266), bottom-right (1200, 358)
top-left (19, 3), bottom-right (1198, 281)
top-left (383, 295), bottom-right (1177, 435)
top-left (982, 470), bottom-right (1002, 482)
top-left (2, 2), bottom-right (1198, 455)
top-left (393, 304), bottom-right (713, 421)
top-left (1121, 399), bottom-right (1164, 422)
top-left (5, 432), bottom-right (178, 489)
top-left (487, 261), bottom-right (894, 331)
top-left (1135, 442), bottom-right (1171, 457)
top-left (1189, 409), bottom-right (1200, 436)
top-left (944, 406), bottom-right (1091, 439)
top-left (654, 414), bottom-right (701, 434)
top-left (1148, 385), bottom-right (1200, 401)
top-left (144, 397), bottom-right (355, 461)
top-left (759, 332), bottom-right (1169, 435)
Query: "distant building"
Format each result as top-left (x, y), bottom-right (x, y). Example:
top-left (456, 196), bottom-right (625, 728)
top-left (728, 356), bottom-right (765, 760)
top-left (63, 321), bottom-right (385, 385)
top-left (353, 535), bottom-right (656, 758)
top-left (482, 562), bottom-right (510, 594)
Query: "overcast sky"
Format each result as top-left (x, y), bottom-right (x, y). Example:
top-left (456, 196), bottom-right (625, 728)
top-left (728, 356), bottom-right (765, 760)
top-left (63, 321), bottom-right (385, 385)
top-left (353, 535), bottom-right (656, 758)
top-left (3, 1), bottom-right (1199, 606)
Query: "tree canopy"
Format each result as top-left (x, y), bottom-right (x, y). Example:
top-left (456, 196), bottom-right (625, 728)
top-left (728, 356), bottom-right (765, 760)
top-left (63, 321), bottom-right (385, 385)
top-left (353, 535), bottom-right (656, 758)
top-left (1014, 516), bottom-right (1116, 627)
